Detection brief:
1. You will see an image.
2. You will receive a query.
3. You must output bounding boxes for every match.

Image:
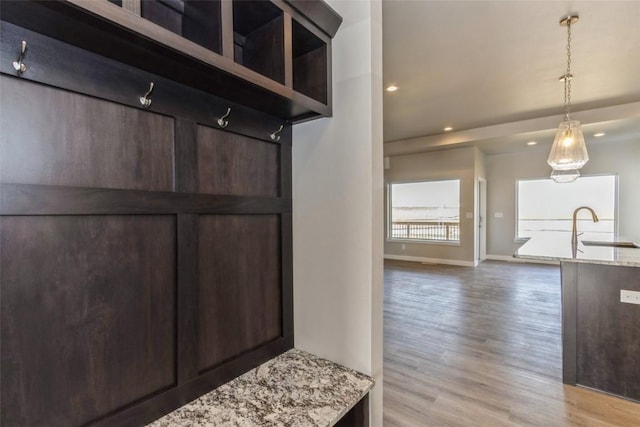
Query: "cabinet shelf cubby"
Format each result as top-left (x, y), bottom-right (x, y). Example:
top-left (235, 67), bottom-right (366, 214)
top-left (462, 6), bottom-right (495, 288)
top-left (232, 0), bottom-right (284, 84)
top-left (140, 0), bottom-right (222, 54)
top-left (292, 19), bottom-right (327, 104)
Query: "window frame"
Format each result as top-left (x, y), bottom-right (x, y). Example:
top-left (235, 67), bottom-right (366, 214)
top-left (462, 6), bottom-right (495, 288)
top-left (386, 178), bottom-right (462, 245)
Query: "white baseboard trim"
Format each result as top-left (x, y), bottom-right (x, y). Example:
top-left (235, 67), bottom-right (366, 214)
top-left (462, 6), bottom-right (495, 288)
top-left (486, 254), bottom-right (523, 262)
top-left (384, 254), bottom-right (476, 267)
top-left (485, 254), bottom-right (559, 266)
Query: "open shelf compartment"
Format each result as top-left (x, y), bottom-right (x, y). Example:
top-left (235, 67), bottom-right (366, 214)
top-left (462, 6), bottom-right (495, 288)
top-left (292, 19), bottom-right (327, 104)
top-left (232, 0), bottom-right (284, 84)
top-left (140, 0), bottom-right (222, 54)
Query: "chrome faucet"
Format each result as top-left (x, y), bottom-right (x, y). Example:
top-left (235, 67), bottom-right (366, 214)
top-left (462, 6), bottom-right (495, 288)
top-left (572, 206), bottom-right (599, 245)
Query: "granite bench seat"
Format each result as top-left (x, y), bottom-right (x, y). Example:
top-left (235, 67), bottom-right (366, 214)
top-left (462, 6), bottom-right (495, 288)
top-left (147, 349), bottom-right (374, 426)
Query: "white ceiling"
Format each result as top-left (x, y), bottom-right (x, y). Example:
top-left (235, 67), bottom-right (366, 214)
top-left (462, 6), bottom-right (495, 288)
top-left (382, 0), bottom-right (640, 154)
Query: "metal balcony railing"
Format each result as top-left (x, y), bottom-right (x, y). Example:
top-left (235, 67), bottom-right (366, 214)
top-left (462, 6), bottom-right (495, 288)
top-left (391, 221), bottom-right (460, 241)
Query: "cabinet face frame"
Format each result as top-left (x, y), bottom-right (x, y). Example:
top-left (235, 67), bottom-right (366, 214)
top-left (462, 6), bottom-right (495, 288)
top-left (0, 17), bottom-right (294, 427)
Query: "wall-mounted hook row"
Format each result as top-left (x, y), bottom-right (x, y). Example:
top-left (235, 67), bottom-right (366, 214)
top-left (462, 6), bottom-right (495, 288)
top-left (217, 107), bottom-right (231, 128)
top-left (12, 40), bottom-right (28, 75)
top-left (269, 124), bottom-right (284, 142)
top-left (139, 82), bottom-right (154, 108)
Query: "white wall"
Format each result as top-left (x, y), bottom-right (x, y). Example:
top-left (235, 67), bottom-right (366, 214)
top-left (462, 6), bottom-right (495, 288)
top-left (486, 139), bottom-right (640, 257)
top-left (384, 147), bottom-right (484, 265)
top-left (292, 0), bottom-right (384, 425)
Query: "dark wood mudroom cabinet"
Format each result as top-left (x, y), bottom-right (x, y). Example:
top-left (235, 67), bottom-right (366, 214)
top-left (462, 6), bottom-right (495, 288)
top-left (0, 1), bottom-right (341, 426)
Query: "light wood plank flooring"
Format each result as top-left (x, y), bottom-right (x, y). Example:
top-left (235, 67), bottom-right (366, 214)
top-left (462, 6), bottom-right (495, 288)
top-left (383, 260), bottom-right (640, 426)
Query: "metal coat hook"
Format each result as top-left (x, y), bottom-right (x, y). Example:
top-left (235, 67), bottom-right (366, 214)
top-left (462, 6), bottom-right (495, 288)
top-left (217, 107), bottom-right (231, 128)
top-left (139, 82), bottom-right (154, 108)
top-left (270, 124), bottom-right (284, 142)
top-left (12, 40), bottom-right (28, 75)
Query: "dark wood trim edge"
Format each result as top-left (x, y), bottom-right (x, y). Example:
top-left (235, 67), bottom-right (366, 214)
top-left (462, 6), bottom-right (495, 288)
top-left (0, 184), bottom-right (291, 215)
top-left (176, 214), bottom-right (199, 384)
top-left (281, 212), bottom-right (294, 339)
top-left (282, 0), bottom-right (343, 37)
top-left (561, 261), bottom-right (578, 385)
top-left (220, 0), bottom-right (234, 60)
top-left (283, 13), bottom-right (293, 88)
top-left (279, 128), bottom-right (294, 339)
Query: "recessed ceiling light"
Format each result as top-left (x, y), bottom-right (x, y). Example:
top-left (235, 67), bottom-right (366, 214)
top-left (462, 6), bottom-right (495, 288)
top-left (593, 132), bottom-right (606, 137)
top-left (527, 141), bottom-right (537, 146)
top-left (386, 85), bottom-right (398, 92)
top-left (443, 127), bottom-right (453, 131)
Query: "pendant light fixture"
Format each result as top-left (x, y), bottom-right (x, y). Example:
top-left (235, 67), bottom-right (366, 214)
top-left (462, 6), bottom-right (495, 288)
top-left (547, 15), bottom-right (588, 183)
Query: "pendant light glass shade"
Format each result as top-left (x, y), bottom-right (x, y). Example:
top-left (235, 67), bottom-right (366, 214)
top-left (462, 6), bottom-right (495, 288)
top-left (550, 168), bottom-right (580, 183)
top-left (547, 120), bottom-right (589, 171)
top-left (548, 15), bottom-right (589, 183)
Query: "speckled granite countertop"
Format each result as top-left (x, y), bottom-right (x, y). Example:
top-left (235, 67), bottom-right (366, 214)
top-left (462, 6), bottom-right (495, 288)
top-left (147, 349), bottom-right (374, 427)
top-left (514, 232), bottom-right (640, 267)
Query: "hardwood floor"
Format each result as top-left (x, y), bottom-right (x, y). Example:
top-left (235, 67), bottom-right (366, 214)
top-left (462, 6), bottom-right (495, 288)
top-left (383, 260), bottom-right (640, 426)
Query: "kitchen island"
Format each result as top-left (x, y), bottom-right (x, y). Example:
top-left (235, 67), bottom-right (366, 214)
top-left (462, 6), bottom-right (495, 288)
top-left (515, 233), bottom-right (640, 402)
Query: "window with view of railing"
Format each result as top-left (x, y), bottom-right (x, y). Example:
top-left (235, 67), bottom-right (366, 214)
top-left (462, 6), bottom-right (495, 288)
top-left (391, 221), bottom-right (460, 241)
top-left (388, 180), bottom-right (460, 242)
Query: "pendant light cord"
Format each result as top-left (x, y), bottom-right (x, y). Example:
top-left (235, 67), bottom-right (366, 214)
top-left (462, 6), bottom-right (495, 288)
top-left (564, 21), bottom-right (572, 122)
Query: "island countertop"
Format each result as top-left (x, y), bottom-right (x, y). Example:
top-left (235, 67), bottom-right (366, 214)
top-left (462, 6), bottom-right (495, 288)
top-left (147, 349), bottom-right (374, 426)
top-left (514, 232), bottom-right (640, 267)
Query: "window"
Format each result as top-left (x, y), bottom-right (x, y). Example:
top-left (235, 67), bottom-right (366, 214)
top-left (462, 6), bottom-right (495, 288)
top-left (389, 180), bottom-right (460, 242)
top-left (517, 175), bottom-right (616, 240)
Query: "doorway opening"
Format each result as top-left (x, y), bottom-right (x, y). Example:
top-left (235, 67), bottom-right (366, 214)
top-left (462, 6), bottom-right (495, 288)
top-left (477, 178), bottom-right (487, 263)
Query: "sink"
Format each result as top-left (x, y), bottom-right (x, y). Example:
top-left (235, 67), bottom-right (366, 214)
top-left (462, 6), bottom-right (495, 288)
top-left (581, 240), bottom-right (640, 248)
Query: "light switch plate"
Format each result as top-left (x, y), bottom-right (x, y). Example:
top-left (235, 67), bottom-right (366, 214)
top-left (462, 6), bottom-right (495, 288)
top-left (620, 290), bottom-right (640, 305)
